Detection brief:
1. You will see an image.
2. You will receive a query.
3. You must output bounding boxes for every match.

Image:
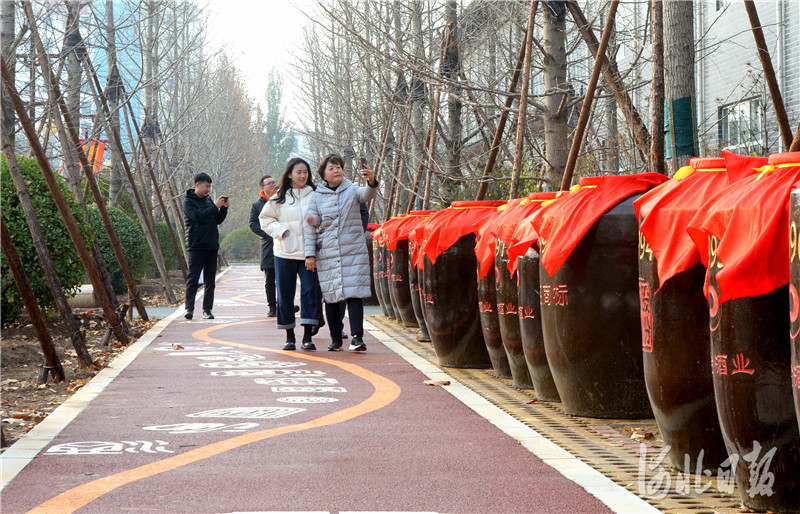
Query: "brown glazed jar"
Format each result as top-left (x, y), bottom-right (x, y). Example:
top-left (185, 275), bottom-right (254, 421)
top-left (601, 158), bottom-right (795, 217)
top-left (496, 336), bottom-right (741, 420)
top-left (377, 240), bottom-right (396, 320)
top-left (540, 195), bottom-right (652, 418)
top-left (385, 245), bottom-right (403, 320)
top-left (364, 229), bottom-right (379, 306)
top-left (517, 247), bottom-right (560, 402)
top-left (708, 245), bottom-right (800, 513)
top-left (638, 248), bottom-right (727, 471)
top-left (792, 189), bottom-right (800, 431)
top-left (423, 234), bottom-right (491, 368)
top-left (409, 257), bottom-right (431, 341)
top-left (388, 239), bottom-right (419, 328)
top-left (477, 264), bottom-right (512, 379)
top-left (372, 238), bottom-right (390, 317)
top-left (495, 238), bottom-right (533, 389)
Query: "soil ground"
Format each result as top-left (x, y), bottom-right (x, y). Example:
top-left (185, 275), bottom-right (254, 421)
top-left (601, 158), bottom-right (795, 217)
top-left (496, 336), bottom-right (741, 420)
top-left (1, 269), bottom-right (188, 450)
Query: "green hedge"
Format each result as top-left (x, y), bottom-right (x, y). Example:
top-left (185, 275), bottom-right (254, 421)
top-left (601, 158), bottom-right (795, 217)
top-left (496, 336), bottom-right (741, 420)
top-left (87, 206), bottom-right (148, 293)
top-left (220, 227), bottom-right (260, 261)
top-left (1, 155), bottom-right (91, 327)
top-left (154, 221), bottom-right (182, 272)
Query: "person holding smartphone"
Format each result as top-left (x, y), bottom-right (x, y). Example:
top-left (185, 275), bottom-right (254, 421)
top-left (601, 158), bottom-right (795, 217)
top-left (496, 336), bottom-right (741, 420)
top-left (304, 154), bottom-right (378, 352)
top-left (259, 158), bottom-right (320, 350)
top-left (182, 172), bottom-right (228, 320)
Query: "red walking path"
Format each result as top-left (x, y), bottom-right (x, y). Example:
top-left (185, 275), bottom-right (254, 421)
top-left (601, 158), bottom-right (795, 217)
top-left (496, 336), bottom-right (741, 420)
top-left (1, 265), bottom-right (657, 513)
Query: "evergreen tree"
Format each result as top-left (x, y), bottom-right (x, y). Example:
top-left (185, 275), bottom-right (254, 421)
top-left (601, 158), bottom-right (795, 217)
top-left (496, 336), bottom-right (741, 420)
top-left (262, 70), bottom-right (296, 175)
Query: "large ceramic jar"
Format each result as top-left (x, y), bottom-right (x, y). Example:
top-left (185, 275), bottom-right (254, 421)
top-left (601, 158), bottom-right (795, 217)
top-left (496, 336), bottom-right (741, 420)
top-left (634, 156), bottom-right (741, 472)
top-left (408, 256), bottom-right (431, 341)
top-left (364, 228), bottom-right (379, 306)
top-left (495, 238), bottom-right (532, 389)
top-left (423, 235), bottom-right (491, 367)
top-left (639, 256), bottom-right (726, 470)
top-left (792, 189), bottom-right (800, 432)
top-left (388, 239), bottom-right (418, 328)
top-left (517, 246), bottom-right (559, 401)
top-left (477, 265), bottom-right (511, 379)
top-left (539, 196), bottom-right (652, 418)
top-left (377, 239), bottom-right (396, 320)
top-left (372, 237), bottom-right (390, 318)
top-left (708, 246), bottom-right (799, 513)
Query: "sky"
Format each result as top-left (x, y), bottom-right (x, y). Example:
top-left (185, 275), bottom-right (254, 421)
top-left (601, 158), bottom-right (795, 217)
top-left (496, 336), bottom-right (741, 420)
top-left (202, 0), bottom-right (318, 127)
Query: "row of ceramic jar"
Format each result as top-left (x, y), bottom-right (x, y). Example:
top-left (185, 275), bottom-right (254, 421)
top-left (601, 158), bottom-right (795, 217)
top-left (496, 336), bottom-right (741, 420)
top-left (368, 151), bottom-right (800, 513)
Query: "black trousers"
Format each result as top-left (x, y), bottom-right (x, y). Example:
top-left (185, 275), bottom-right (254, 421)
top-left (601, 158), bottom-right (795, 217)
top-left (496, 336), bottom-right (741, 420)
top-left (264, 267), bottom-right (276, 310)
top-left (325, 298), bottom-right (364, 340)
top-left (185, 250), bottom-right (217, 313)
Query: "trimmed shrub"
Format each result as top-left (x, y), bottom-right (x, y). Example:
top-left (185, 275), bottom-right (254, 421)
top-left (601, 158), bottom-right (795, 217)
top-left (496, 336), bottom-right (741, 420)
top-left (220, 227), bottom-right (259, 262)
top-left (1, 155), bottom-right (91, 326)
top-left (154, 221), bottom-right (182, 272)
top-left (86, 206), bottom-right (148, 293)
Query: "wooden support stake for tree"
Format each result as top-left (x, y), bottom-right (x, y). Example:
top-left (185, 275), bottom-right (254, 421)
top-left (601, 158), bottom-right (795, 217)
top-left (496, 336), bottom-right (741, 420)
top-left (385, 116), bottom-right (410, 220)
top-left (561, 0), bottom-right (620, 191)
top-left (510, 0), bottom-right (538, 199)
top-left (368, 101), bottom-right (397, 216)
top-left (422, 87), bottom-right (443, 209)
top-left (1, 129), bottom-right (94, 368)
top-left (1, 56), bottom-right (130, 346)
top-left (23, 5), bottom-right (150, 322)
top-left (476, 7), bottom-right (532, 200)
top-left (650, 0), bottom-right (665, 174)
top-left (102, 304), bottom-right (128, 346)
top-left (567, 1), bottom-right (650, 164)
top-left (121, 100), bottom-right (188, 282)
top-left (1, 216), bottom-right (66, 384)
top-left (72, 41), bottom-right (177, 304)
top-left (407, 122), bottom-right (434, 212)
top-left (743, 0), bottom-right (793, 150)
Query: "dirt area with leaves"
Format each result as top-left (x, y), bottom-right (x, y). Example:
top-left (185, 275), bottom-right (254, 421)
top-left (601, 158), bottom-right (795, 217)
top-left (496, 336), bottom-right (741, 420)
top-left (1, 270), bottom-right (187, 451)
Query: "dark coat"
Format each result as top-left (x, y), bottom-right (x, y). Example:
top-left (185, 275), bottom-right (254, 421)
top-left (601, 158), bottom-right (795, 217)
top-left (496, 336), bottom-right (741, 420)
top-left (249, 196), bottom-right (275, 270)
top-left (183, 189), bottom-right (227, 252)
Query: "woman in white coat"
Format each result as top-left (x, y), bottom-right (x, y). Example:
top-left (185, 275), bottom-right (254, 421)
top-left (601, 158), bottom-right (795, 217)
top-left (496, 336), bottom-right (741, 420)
top-left (259, 158), bottom-right (319, 350)
top-left (304, 154), bottom-right (378, 351)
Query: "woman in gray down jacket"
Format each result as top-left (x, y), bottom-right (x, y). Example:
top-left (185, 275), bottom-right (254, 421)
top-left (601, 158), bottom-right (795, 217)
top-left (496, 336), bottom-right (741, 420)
top-left (304, 154), bottom-right (378, 351)
top-left (259, 158), bottom-right (319, 351)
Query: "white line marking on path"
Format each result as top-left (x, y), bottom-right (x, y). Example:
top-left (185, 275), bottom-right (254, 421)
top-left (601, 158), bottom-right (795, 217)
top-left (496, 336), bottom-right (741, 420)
top-left (0, 268), bottom-right (233, 490)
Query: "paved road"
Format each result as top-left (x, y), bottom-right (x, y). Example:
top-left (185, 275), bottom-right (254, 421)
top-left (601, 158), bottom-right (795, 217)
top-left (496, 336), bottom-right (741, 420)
top-left (1, 265), bottom-right (656, 513)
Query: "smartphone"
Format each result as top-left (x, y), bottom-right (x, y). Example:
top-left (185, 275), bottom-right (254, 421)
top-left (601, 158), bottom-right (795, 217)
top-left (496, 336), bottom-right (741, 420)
top-left (360, 157), bottom-right (367, 167)
top-left (221, 196), bottom-right (229, 201)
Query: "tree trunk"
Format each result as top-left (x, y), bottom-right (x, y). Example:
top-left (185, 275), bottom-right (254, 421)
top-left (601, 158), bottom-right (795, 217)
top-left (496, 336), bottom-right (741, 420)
top-left (444, 0), bottom-right (462, 194)
top-left (651, 0), bottom-right (665, 175)
top-left (1, 130), bottom-right (93, 370)
top-left (604, 22), bottom-right (618, 173)
top-left (65, 2), bottom-right (83, 194)
top-left (1, 217), bottom-right (67, 383)
top-left (105, 0), bottom-right (124, 207)
top-left (1, 0), bottom-right (14, 147)
top-left (542, 2), bottom-right (569, 189)
top-left (663, 0), bottom-right (697, 175)
top-left (2, 55), bottom-right (130, 346)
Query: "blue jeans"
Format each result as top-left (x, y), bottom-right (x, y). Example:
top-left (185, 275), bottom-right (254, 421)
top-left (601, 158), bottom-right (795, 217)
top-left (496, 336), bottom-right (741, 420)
top-left (274, 256), bottom-right (319, 329)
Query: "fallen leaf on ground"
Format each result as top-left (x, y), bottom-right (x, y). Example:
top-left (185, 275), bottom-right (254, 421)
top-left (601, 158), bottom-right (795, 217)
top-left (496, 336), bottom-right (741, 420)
top-left (423, 380), bottom-right (450, 386)
top-left (171, 343), bottom-right (184, 350)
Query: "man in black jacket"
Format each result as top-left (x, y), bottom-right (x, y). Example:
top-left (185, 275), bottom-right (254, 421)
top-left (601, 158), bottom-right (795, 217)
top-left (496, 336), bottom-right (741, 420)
top-left (183, 172), bottom-right (228, 320)
top-left (249, 175), bottom-right (279, 316)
